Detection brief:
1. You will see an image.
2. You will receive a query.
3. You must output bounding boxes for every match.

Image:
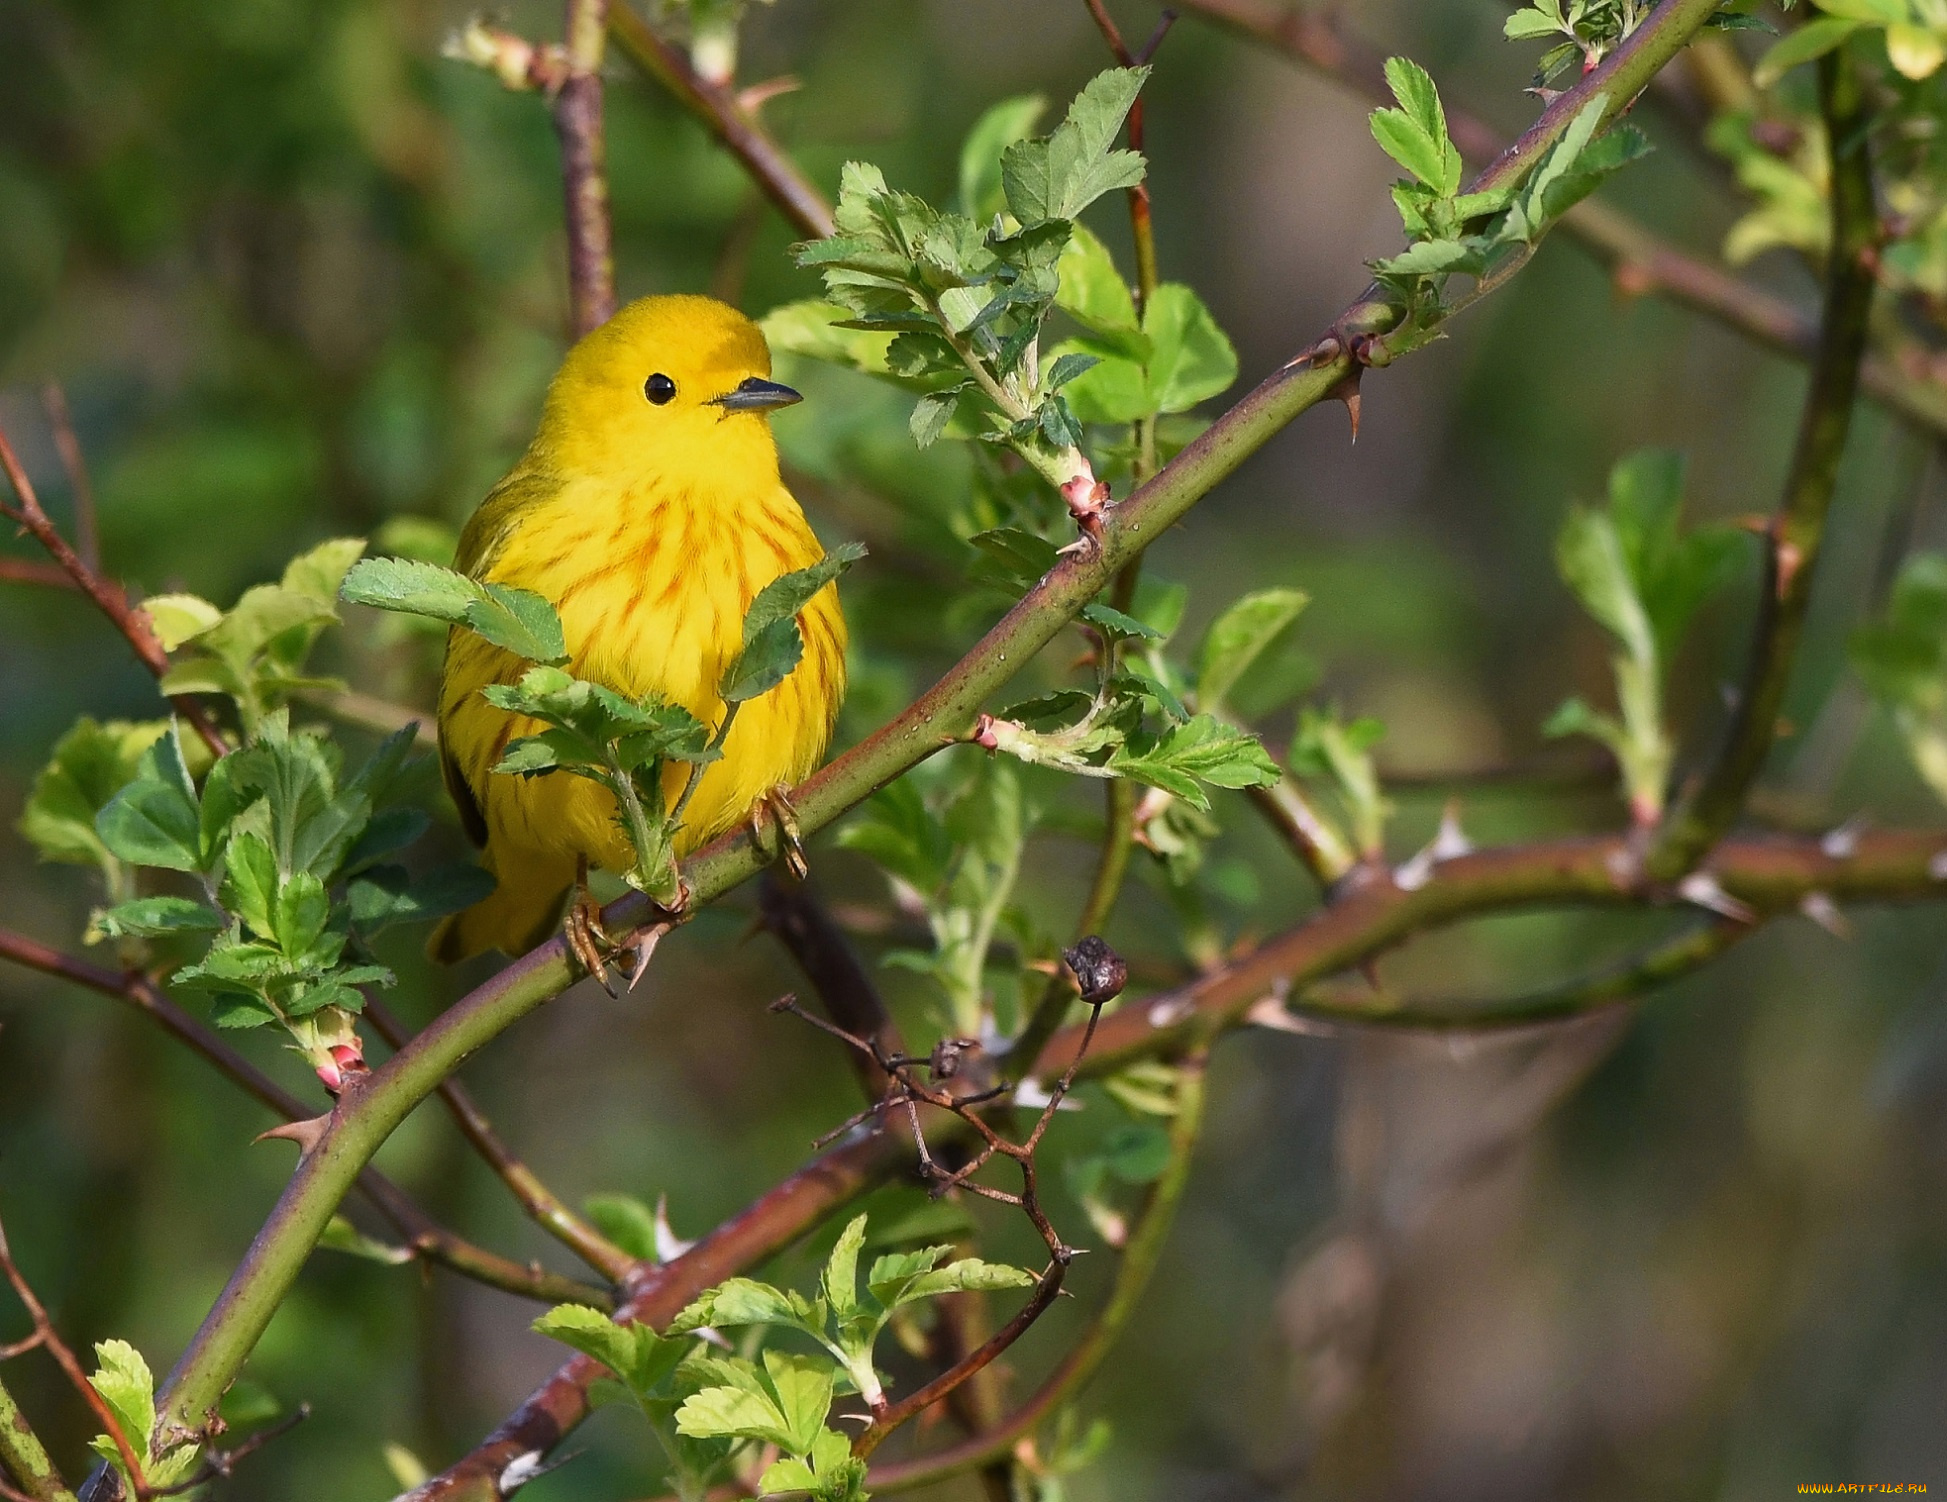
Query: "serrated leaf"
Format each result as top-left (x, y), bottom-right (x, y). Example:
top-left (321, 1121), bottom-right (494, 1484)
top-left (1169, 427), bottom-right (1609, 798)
top-left (822, 1214), bottom-right (867, 1322)
top-left (1371, 57), bottom-right (1460, 195)
top-left (667, 1278), bottom-right (800, 1335)
top-left (1196, 588), bottom-right (1308, 712)
top-left (676, 1385), bottom-right (799, 1450)
top-left (909, 387), bottom-right (961, 448)
top-left (897, 1257), bottom-right (1038, 1306)
top-left (1080, 602), bottom-right (1161, 642)
top-left (1056, 222), bottom-right (1140, 336)
top-left (87, 1339), bottom-right (156, 1472)
top-left (1143, 284), bottom-right (1238, 414)
top-left (95, 726), bottom-right (203, 873)
top-left (1001, 67), bottom-right (1150, 224)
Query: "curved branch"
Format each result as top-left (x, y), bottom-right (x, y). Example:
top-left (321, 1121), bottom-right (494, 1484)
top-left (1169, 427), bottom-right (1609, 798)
top-left (1647, 49), bottom-right (1880, 880)
top-left (606, 2), bottom-right (834, 240)
top-left (145, 0), bottom-right (1733, 1446)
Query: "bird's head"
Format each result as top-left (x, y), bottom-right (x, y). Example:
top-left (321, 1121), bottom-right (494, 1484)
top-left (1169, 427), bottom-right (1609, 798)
top-left (536, 294), bottom-right (800, 487)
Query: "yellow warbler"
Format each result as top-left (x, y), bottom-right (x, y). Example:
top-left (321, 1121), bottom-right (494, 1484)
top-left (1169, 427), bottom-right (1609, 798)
top-left (432, 295), bottom-right (846, 962)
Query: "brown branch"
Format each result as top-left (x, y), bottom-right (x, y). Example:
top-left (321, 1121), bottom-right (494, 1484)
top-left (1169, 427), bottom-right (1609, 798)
top-left (0, 1213), bottom-right (147, 1495)
top-left (0, 424), bottom-right (227, 759)
top-left (360, 997), bottom-right (636, 1282)
top-left (1647, 50), bottom-right (1879, 880)
top-left (556, 0), bottom-right (616, 335)
top-left (606, 3), bottom-right (834, 240)
top-left (143, 1403), bottom-right (309, 1497)
top-left (0, 930), bottom-right (607, 1311)
top-left (0, 558), bottom-right (79, 590)
top-left (1178, 0), bottom-right (1947, 442)
top-left (756, 872), bottom-right (905, 1099)
top-left (39, 385), bottom-right (98, 572)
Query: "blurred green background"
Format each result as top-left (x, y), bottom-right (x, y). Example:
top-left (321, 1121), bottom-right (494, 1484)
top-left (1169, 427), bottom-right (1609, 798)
top-left (3, 1), bottom-right (1946, 1497)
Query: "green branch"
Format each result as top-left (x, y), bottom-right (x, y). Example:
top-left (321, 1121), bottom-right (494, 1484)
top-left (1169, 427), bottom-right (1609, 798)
top-left (1647, 48), bottom-right (1879, 881)
top-left (0, 1373), bottom-right (73, 1502)
top-left (148, 0), bottom-right (1731, 1450)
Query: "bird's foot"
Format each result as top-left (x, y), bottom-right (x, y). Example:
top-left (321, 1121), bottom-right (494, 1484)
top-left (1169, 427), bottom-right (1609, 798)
top-left (565, 885), bottom-right (622, 996)
top-left (750, 786), bottom-right (808, 879)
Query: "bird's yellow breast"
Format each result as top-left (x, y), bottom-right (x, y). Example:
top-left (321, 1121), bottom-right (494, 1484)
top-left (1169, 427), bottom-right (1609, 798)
top-left (438, 466), bottom-right (845, 876)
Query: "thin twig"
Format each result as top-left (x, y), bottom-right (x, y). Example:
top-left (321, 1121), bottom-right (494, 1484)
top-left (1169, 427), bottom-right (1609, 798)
top-left (361, 997), bottom-right (635, 1282)
top-left (0, 424), bottom-right (227, 758)
top-left (39, 385), bottom-right (98, 572)
top-left (556, 0), bottom-right (616, 334)
top-left (869, 1054), bottom-right (1207, 1492)
top-left (606, 3), bottom-right (834, 240)
top-left (0, 1214), bottom-right (147, 1495)
top-left (1647, 50), bottom-right (1879, 881)
top-left (0, 558), bottom-right (79, 590)
top-left (769, 938), bottom-right (1126, 1459)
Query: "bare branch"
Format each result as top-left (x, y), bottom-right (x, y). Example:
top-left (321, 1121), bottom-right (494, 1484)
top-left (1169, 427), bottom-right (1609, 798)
top-left (555, 0), bottom-right (616, 334)
top-left (39, 384), bottom-right (98, 572)
top-left (758, 872), bottom-right (905, 1100)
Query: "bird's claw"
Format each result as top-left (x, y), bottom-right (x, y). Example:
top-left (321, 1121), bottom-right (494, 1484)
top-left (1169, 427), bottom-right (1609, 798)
top-left (752, 787), bottom-right (808, 879)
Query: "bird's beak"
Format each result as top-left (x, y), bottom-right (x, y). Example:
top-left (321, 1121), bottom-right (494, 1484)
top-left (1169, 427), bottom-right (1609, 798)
top-left (710, 377), bottom-right (802, 413)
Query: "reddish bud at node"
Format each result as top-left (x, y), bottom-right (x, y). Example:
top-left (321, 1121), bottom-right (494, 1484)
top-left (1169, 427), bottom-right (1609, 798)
top-left (1775, 538), bottom-right (1805, 598)
top-left (1060, 476), bottom-right (1110, 534)
top-left (971, 714), bottom-right (1002, 751)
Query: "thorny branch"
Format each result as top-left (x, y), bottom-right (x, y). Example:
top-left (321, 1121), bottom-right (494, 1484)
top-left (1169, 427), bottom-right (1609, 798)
top-left (768, 935), bottom-right (1130, 1459)
top-left (757, 873), bottom-right (906, 1101)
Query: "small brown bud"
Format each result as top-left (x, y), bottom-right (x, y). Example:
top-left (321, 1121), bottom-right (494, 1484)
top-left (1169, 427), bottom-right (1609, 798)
top-left (1063, 935), bottom-right (1128, 1008)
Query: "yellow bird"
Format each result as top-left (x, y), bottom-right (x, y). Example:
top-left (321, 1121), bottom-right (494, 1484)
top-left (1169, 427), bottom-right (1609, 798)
top-left (432, 294), bottom-right (846, 963)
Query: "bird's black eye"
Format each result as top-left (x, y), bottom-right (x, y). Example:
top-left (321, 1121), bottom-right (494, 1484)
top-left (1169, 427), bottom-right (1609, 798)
top-left (645, 373), bottom-right (677, 405)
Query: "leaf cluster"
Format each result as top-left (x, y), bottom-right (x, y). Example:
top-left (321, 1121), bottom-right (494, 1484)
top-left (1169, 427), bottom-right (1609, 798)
top-left (532, 1214), bottom-right (1034, 1501)
top-left (147, 537), bottom-right (367, 730)
top-left (1368, 61), bottom-right (1650, 358)
top-left (1852, 552), bottom-right (1947, 801)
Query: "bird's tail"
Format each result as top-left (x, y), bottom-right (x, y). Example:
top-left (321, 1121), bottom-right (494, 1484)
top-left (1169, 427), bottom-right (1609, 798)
top-left (429, 850), bottom-right (573, 964)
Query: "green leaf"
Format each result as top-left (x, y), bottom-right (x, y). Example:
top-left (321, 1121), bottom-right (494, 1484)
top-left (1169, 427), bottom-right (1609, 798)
top-left (318, 1215), bottom-right (414, 1265)
top-left (1102, 1121), bottom-right (1174, 1183)
top-left (667, 1277), bottom-right (800, 1335)
top-left (87, 896), bottom-right (221, 942)
top-left (721, 545), bottom-right (865, 703)
top-left (1371, 57), bottom-right (1461, 196)
top-left (340, 556), bottom-right (567, 664)
top-left (220, 832), bottom-right (278, 937)
top-left (1505, 7), bottom-right (1568, 40)
top-left (87, 1339), bottom-right (156, 1475)
top-left (141, 593), bottom-right (224, 651)
top-left (896, 1257), bottom-right (1038, 1306)
top-left (969, 527), bottom-right (1061, 594)
top-left (1142, 284), bottom-right (1239, 414)
top-left (676, 1385), bottom-right (800, 1451)
top-left (1081, 602), bottom-right (1161, 642)
top-left (18, 718), bottom-right (170, 873)
top-left (95, 726), bottom-right (204, 873)
top-left (1754, 15), bottom-right (1864, 83)
top-left (1196, 588), bottom-right (1308, 712)
top-left (1110, 715), bottom-right (1281, 810)
top-left (1056, 222), bottom-right (1140, 336)
top-left (1556, 506), bottom-right (1655, 669)
top-left (908, 387), bottom-right (961, 448)
top-left (959, 93), bottom-right (1046, 219)
top-left (865, 1245), bottom-right (953, 1308)
top-left (821, 1214), bottom-right (867, 1322)
top-left (764, 1350), bottom-right (839, 1455)
top-left (760, 300), bottom-right (897, 377)
top-left (1001, 67), bottom-right (1150, 224)
top-left (272, 869), bottom-right (330, 957)
top-left (347, 864), bottom-right (497, 936)
top-left (583, 1193), bottom-right (660, 1263)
